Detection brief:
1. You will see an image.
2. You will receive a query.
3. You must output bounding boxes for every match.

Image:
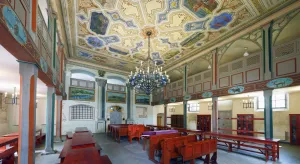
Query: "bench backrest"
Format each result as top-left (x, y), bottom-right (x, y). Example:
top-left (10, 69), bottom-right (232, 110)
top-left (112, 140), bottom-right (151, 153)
top-left (149, 133), bottom-right (181, 150)
top-left (162, 135), bottom-right (197, 155)
top-left (128, 125), bottom-right (145, 136)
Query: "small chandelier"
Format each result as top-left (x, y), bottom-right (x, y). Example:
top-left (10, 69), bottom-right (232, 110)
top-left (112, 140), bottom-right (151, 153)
top-left (127, 31), bottom-right (170, 95)
top-left (3, 87), bottom-right (19, 105)
top-left (242, 96), bottom-right (254, 109)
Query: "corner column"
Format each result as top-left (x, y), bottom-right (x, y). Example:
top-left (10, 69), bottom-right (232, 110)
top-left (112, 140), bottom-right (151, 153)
top-left (164, 104), bottom-right (168, 126)
top-left (43, 86), bottom-right (55, 154)
top-left (264, 90), bottom-right (273, 139)
top-left (126, 86), bottom-right (134, 123)
top-left (212, 49), bottom-right (218, 90)
top-left (212, 97), bottom-right (218, 132)
top-left (262, 23), bottom-right (273, 80)
top-left (96, 77), bottom-right (107, 132)
top-left (18, 61), bottom-right (38, 164)
top-left (183, 65), bottom-right (188, 129)
top-left (55, 95), bottom-right (62, 142)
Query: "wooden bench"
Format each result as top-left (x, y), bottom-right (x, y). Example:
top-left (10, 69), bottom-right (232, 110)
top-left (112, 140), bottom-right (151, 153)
top-left (0, 146), bottom-right (17, 164)
top-left (148, 133), bottom-right (181, 163)
top-left (66, 132), bottom-right (73, 140)
top-left (160, 135), bottom-right (198, 164)
top-left (0, 136), bottom-right (18, 164)
top-left (63, 147), bottom-right (111, 164)
top-left (59, 133), bottom-right (102, 163)
top-left (204, 132), bottom-right (280, 161)
top-left (180, 139), bottom-right (217, 164)
top-left (35, 129), bottom-right (46, 145)
top-left (128, 125), bottom-right (144, 143)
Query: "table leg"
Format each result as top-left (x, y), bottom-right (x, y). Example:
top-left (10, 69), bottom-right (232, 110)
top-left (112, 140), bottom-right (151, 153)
top-left (143, 138), bottom-right (146, 151)
top-left (277, 143), bottom-right (279, 159)
top-left (211, 152), bottom-right (217, 164)
top-left (272, 144), bottom-right (276, 161)
top-left (237, 141), bottom-right (240, 149)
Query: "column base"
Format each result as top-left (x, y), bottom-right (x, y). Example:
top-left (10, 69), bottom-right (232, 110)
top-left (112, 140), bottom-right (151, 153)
top-left (41, 149), bottom-right (57, 155)
top-left (126, 119), bottom-right (134, 124)
top-left (54, 137), bottom-right (63, 143)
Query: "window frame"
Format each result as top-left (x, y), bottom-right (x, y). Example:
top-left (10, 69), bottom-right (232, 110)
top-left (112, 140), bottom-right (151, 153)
top-left (187, 103), bottom-right (200, 112)
top-left (255, 93), bottom-right (288, 111)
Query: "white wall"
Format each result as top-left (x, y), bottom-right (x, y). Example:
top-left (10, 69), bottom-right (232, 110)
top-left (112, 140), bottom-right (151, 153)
top-left (62, 100), bottom-right (97, 134)
top-left (133, 104), bottom-right (153, 125)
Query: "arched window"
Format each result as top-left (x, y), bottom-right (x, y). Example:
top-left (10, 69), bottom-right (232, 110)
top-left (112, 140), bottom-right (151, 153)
top-left (70, 104), bottom-right (94, 120)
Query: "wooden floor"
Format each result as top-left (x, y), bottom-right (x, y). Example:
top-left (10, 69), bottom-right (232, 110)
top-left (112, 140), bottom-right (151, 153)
top-left (34, 134), bottom-right (300, 164)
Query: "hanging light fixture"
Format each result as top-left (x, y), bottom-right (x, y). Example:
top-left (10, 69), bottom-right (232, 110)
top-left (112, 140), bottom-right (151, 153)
top-left (242, 96), bottom-right (254, 109)
top-left (243, 47), bottom-right (249, 57)
top-left (127, 31), bottom-right (170, 95)
top-left (4, 87), bottom-right (19, 105)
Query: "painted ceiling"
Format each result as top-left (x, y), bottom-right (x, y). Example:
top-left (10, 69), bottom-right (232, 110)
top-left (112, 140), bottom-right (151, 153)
top-left (62, 0), bottom-right (293, 74)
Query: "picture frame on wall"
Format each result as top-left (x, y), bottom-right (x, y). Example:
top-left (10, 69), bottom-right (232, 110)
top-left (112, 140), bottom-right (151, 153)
top-left (69, 87), bottom-right (95, 101)
top-left (106, 91), bottom-right (126, 103)
top-left (135, 94), bottom-right (150, 105)
top-left (136, 106), bottom-right (147, 118)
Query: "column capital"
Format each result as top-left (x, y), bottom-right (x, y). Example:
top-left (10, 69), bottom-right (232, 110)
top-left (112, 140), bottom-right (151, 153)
top-left (262, 22), bottom-right (272, 31)
top-left (95, 77), bottom-right (107, 87)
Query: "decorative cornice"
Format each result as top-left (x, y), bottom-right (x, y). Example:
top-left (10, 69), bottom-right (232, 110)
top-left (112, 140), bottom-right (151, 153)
top-left (66, 59), bottom-right (129, 76)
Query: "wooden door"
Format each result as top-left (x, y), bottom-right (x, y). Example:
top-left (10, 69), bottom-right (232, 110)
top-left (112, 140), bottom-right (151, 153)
top-left (290, 114), bottom-right (300, 145)
top-left (237, 114), bottom-right (254, 136)
top-left (197, 115), bottom-right (211, 132)
top-left (218, 111), bottom-right (232, 134)
top-left (157, 116), bottom-right (162, 126)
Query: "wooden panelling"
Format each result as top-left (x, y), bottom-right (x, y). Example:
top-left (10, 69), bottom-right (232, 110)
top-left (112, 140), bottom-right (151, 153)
top-left (203, 81), bottom-right (211, 91)
top-left (187, 86), bottom-right (193, 94)
top-left (172, 90), bottom-right (177, 97)
top-left (276, 58), bottom-right (297, 76)
top-left (14, 0), bottom-right (27, 27)
top-left (246, 68), bottom-right (260, 83)
top-left (219, 76), bottom-right (230, 88)
top-left (231, 72), bottom-right (244, 86)
top-left (194, 83), bottom-right (202, 93)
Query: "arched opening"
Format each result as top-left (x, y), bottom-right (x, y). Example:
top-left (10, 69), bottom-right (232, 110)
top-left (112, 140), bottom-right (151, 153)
top-left (219, 39), bottom-right (262, 65)
top-left (273, 11), bottom-right (300, 46)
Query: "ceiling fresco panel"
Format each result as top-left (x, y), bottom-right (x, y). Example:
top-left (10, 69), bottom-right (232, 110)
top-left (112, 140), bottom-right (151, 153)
top-left (61, 0), bottom-right (297, 73)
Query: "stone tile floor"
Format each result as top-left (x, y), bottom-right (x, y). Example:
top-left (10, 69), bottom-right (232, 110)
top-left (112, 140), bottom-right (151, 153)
top-left (35, 134), bottom-right (300, 164)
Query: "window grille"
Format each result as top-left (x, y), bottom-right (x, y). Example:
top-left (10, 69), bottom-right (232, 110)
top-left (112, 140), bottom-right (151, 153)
top-left (219, 65), bottom-right (229, 74)
top-left (275, 42), bottom-right (295, 58)
top-left (194, 75), bottom-right (201, 81)
top-left (188, 103), bottom-right (200, 112)
top-left (70, 104), bottom-right (94, 120)
top-left (246, 55), bottom-right (260, 66)
top-left (232, 60), bottom-right (243, 70)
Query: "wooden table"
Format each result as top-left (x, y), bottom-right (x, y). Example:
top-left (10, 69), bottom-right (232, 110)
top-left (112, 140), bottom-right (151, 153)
top-left (63, 147), bottom-right (112, 164)
top-left (204, 132), bottom-right (280, 161)
top-left (0, 136), bottom-right (18, 148)
top-left (71, 132), bottom-right (95, 149)
top-left (75, 127), bottom-right (89, 133)
top-left (2, 133), bottom-right (19, 137)
top-left (108, 124), bottom-right (129, 142)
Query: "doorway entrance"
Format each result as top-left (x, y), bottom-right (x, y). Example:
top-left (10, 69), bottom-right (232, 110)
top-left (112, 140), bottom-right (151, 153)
top-left (290, 114), bottom-right (300, 145)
